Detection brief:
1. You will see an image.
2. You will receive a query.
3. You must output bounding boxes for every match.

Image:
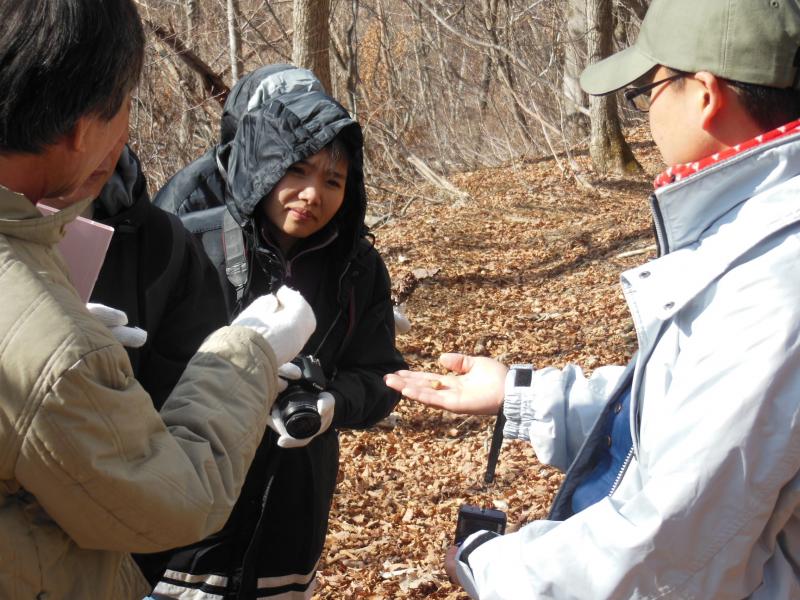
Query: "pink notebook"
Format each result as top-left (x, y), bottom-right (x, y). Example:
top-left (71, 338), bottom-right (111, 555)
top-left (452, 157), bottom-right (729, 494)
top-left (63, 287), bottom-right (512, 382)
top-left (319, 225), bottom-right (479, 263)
top-left (38, 204), bottom-right (114, 302)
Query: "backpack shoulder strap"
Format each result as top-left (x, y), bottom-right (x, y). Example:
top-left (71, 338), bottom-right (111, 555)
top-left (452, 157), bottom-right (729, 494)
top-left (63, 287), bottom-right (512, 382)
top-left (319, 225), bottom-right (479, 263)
top-left (222, 208), bottom-right (248, 304)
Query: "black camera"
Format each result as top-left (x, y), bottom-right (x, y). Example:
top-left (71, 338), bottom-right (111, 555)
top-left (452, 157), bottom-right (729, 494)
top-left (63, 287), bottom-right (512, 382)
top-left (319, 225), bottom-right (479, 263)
top-left (454, 504), bottom-right (507, 545)
top-left (277, 355), bottom-right (327, 439)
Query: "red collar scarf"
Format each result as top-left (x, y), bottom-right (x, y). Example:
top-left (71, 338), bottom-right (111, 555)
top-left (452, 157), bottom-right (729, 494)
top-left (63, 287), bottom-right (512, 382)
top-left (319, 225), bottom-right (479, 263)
top-left (653, 119), bottom-right (800, 189)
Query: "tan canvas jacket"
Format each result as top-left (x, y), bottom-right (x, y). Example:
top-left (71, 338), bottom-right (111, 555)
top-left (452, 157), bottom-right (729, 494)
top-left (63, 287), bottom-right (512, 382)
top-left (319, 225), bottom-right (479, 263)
top-left (0, 187), bottom-right (279, 599)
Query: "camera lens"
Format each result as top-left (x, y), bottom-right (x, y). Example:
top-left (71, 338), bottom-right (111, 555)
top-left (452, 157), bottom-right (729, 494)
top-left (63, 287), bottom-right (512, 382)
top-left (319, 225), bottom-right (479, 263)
top-left (278, 386), bottom-right (321, 438)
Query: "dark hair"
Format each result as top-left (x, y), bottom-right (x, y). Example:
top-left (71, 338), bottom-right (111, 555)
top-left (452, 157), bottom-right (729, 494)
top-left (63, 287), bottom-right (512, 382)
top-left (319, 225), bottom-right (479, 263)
top-left (726, 81), bottom-right (800, 131)
top-left (0, 0), bottom-right (145, 153)
top-left (324, 135), bottom-right (353, 172)
top-left (665, 68), bottom-right (800, 131)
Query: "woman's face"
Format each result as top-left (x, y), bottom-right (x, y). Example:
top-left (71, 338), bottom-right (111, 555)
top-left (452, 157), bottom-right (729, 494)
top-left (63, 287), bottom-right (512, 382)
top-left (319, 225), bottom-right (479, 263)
top-left (261, 148), bottom-right (348, 253)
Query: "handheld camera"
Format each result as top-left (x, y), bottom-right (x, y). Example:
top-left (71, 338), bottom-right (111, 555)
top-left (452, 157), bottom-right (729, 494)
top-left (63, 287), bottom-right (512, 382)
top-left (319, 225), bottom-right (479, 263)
top-left (454, 504), bottom-right (507, 546)
top-left (276, 355), bottom-right (327, 438)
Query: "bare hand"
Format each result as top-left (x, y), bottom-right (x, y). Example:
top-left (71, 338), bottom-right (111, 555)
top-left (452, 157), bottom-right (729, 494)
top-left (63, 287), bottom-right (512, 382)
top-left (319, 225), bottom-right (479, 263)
top-left (384, 352), bottom-right (507, 415)
top-left (444, 544), bottom-right (460, 584)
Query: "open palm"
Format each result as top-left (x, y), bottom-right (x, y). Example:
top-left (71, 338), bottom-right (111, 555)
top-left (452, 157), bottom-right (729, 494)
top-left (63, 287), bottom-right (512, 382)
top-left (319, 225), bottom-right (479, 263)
top-left (384, 352), bottom-right (508, 415)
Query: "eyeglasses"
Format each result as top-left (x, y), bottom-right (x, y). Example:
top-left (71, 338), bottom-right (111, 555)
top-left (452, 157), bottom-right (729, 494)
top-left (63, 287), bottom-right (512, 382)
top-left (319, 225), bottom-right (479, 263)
top-left (623, 73), bottom-right (687, 112)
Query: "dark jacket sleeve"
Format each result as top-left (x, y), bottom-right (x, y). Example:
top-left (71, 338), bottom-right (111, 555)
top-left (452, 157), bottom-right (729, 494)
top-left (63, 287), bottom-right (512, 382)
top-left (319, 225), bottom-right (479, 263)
top-left (327, 248), bottom-right (407, 429)
top-left (137, 206), bottom-right (230, 409)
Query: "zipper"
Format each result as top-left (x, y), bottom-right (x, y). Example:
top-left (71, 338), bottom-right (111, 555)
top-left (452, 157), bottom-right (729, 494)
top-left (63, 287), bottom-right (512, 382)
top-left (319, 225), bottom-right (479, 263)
top-left (649, 192), bottom-right (669, 256)
top-left (608, 445), bottom-right (635, 497)
top-left (284, 230), bottom-right (339, 279)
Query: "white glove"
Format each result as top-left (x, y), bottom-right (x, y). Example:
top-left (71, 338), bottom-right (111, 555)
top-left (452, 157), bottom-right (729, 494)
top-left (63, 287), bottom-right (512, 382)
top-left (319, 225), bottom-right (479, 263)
top-left (267, 391), bottom-right (335, 448)
top-left (393, 304), bottom-right (411, 334)
top-left (276, 361), bottom-right (302, 394)
top-left (86, 302), bottom-right (147, 348)
top-left (232, 286), bottom-right (316, 365)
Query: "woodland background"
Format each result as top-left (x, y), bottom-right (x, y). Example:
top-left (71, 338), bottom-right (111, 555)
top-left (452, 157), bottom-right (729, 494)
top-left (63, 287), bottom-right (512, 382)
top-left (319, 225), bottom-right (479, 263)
top-left (130, 1), bottom-right (658, 597)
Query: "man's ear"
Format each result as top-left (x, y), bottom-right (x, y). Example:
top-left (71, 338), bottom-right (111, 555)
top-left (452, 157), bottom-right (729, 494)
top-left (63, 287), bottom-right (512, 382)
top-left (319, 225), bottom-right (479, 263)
top-left (63, 116), bottom-right (92, 153)
top-left (693, 71), bottom-right (724, 130)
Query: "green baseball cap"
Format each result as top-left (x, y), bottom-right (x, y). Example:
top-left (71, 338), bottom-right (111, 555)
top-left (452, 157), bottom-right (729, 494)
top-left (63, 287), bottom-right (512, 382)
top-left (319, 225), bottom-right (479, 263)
top-left (580, 0), bottom-right (800, 95)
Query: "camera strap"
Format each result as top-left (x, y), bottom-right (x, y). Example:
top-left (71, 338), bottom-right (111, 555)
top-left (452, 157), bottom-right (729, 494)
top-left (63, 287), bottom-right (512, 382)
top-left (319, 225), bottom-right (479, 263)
top-left (484, 407), bottom-right (506, 484)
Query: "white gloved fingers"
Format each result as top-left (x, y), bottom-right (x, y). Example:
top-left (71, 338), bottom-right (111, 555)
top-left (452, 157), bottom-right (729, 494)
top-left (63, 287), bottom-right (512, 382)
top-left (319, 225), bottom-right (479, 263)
top-left (269, 286), bottom-right (316, 363)
top-left (232, 294), bottom-right (279, 327)
top-left (86, 302), bottom-right (128, 327)
top-left (274, 285), bottom-right (309, 317)
top-left (231, 286), bottom-right (316, 365)
top-left (266, 404), bottom-right (298, 448)
top-left (278, 362), bottom-right (303, 380)
top-left (276, 362), bottom-right (302, 395)
top-left (86, 303), bottom-right (147, 348)
top-left (109, 325), bottom-right (148, 348)
top-left (276, 378), bottom-right (289, 394)
top-left (393, 305), bottom-right (411, 334)
top-left (266, 404), bottom-right (290, 438)
top-left (276, 430), bottom-right (305, 449)
top-left (316, 391), bottom-right (335, 433)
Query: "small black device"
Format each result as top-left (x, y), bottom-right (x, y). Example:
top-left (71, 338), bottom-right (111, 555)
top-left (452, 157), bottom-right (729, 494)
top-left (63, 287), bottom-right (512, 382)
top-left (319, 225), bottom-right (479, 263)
top-left (276, 355), bottom-right (327, 438)
top-left (454, 504), bottom-right (507, 545)
top-left (484, 407), bottom-right (506, 483)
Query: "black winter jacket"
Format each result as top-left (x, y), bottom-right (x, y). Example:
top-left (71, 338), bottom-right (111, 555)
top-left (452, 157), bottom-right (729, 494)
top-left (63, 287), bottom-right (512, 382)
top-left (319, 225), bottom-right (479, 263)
top-left (91, 146), bottom-right (229, 407)
top-left (152, 65), bottom-right (406, 599)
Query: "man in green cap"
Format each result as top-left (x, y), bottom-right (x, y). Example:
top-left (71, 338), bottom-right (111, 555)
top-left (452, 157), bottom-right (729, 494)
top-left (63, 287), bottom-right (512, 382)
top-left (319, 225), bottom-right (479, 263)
top-left (386, 0), bottom-right (800, 596)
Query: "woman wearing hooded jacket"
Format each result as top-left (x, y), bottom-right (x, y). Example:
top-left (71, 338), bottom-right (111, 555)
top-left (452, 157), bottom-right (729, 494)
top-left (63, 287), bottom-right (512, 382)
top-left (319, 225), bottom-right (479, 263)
top-left (151, 65), bottom-right (406, 599)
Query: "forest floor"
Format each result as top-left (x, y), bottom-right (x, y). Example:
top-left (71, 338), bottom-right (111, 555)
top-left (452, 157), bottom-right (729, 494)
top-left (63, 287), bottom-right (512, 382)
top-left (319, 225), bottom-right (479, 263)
top-left (314, 127), bottom-right (664, 599)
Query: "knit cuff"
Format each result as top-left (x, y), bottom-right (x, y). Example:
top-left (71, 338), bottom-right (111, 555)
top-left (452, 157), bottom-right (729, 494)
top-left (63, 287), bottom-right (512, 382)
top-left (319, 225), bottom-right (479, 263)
top-left (502, 364), bottom-right (535, 441)
top-left (456, 530), bottom-right (502, 599)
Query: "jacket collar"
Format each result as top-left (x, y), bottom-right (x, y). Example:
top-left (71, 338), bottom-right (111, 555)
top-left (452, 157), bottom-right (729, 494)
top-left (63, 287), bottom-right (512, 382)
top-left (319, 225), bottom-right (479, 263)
top-left (651, 131), bottom-right (800, 255)
top-left (624, 132), bottom-right (800, 332)
top-left (93, 145), bottom-right (148, 227)
top-left (653, 119), bottom-right (800, 190)
top-left (0, 186), bottom-right (92, 246)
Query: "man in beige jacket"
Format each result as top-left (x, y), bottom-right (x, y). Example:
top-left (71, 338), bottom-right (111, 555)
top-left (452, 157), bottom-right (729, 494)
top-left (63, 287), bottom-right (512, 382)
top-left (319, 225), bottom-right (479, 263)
top-left (0, 1), bottom-right (316, 598)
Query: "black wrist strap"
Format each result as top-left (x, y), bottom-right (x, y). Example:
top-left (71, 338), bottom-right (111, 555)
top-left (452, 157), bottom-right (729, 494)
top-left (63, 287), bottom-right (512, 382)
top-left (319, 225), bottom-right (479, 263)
top-left (459, 531), bottom-right (502, 568)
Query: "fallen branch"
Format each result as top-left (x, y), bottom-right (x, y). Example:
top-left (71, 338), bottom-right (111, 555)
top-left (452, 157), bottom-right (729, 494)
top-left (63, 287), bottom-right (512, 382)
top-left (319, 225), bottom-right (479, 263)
top-left (367, 121), bottom-right (470, 203)
top-left (144, 19), bottom-right (230, 107)
top-left (406, 153), bottom-right (469, 202)
top-left (616, 245), bottom-right (656, 258)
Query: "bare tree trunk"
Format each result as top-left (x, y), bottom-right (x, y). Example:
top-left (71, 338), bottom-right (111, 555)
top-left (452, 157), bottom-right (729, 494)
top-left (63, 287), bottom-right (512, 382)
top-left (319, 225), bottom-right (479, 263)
top-left (478, 0), bottom-right (497, 116)
top-left (622, 0), bottom-right (649, 21)
top-left (563, 0), bottom-right (589, 137)
top-left (480, 0), bottom-right (533, 143)
top-left (292, 0), bottom-right (332, 92)
top-left (376, 0), bottom-right (397, 100)
top-left (478, 54), bottom-right (493, 116)
top-left (227, 0), bottom-right (243, 81)
top-left (345, 0), bottom-right (360, 117)
top-left (185, 0), bottom-right (199, 41)
top-left (615, 0), bottom-right (649, 50)
top-left (586, 0), bottom-right (641, 174)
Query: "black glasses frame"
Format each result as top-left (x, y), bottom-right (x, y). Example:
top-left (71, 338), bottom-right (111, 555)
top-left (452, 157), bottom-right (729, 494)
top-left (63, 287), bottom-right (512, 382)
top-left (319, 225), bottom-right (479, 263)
top-left (623, 73), bottom-right (687, 112)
